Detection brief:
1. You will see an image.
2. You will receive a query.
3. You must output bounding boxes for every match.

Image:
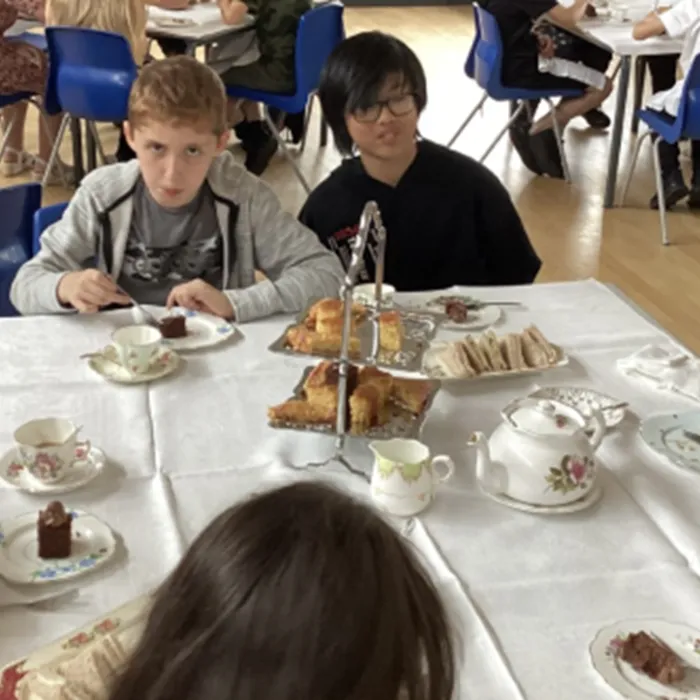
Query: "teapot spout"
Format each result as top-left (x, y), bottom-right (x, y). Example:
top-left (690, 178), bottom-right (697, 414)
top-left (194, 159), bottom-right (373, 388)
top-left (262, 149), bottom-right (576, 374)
top-left (467, 432), bottom-right (491, 485)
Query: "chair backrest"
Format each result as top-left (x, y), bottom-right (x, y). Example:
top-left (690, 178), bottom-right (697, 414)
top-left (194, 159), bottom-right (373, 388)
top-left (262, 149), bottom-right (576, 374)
top-left (464, 6), bottom-right (482, 79)
top-left (677, 53), bottom-right (700, 140)
top-left (294, 3), bottom-right (345, 98)
top-left (0, 183), bottom-right (42, 316)
top-left (471, 4), bottom-right (505, 94)
top-left (44, 26), bottom-right (137, 120)
top-left (33, 201), bottom-right (68, 256)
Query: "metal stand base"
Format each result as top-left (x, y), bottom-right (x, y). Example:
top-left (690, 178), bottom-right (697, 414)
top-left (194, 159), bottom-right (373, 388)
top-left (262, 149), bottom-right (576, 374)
top-left (285, 450), bottom-right (370, 483)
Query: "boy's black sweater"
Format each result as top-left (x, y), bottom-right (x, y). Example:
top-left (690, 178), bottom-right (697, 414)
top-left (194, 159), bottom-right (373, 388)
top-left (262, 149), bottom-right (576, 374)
top-left (299, 140), bottom-right (541, 291)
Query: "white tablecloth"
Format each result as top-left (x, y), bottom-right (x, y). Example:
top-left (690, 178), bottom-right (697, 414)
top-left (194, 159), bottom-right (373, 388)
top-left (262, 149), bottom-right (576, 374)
top-left (3, 279), bottom-right (700, 699)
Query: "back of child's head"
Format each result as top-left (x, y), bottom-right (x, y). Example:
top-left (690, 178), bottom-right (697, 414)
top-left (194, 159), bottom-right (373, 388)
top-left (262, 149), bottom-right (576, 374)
top-left (128, 56), bottom-right (228, 137)
top-left (46, 0), bottom-right (147, 62)
top-left (319, 31), bottom-right (428, 156)
top-left (108, 481), bottom-right (456, 700)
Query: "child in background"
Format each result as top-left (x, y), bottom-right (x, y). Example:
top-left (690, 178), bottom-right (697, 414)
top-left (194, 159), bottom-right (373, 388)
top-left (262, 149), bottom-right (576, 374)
top-left (10, 57), bottom-right (343, 320)
top-left (216, 0), bottom-right (311, 175)
top-left (633, 1), bottom-right (700, 208)
top-left (108, 481), bottom-right (456, 700)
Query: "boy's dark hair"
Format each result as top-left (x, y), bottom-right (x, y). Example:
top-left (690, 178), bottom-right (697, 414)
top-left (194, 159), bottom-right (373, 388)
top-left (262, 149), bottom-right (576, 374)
top-left (109, 481), bottom-right (455, 700)
top-left (319, 32), bottom-right (428, 156)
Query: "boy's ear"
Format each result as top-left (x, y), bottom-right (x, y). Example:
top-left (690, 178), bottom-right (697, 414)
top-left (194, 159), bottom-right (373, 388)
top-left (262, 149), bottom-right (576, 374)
top-left (215, 130), bottom-right (230, 153)
top-left (123, 122), bottom-right (137, 151)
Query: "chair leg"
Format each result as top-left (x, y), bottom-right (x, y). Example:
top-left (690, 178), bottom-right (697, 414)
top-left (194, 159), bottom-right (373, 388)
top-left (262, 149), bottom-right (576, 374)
top-left (263, 110), bottom-right (311, 194)
top-left (447, 92), bottom-right (488, 148)
top-left (545, 97), bottom-right (571, 183)
top-left (87, 121), bottom-right (108, 166)
top-left (42, 113), bottom-right (70, 189)
top-left (479, 100), bottom-right (525, 163)
top-left (619, 130), bottom-right (652, 206)
top-left (651, 135), bottom-right (670, 246)
top-left (299, 94), bottom-right (314, 154)
top-left (0, 110), bottom-right (19, 163)
top-left (631, 57), bottom-right (647, 135)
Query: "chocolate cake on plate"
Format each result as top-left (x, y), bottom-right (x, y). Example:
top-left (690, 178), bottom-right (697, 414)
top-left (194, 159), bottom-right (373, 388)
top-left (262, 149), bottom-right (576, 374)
top-left (159, 315), bottom-right (187, 339)
top-left (37, 501), bottom-right (73, 559)
top-left (620, 631), bottom-right (685, 685)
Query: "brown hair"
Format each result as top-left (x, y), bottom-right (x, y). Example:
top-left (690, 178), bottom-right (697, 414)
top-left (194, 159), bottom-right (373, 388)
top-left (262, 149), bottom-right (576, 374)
top-left (128, 56), bottom-right (228, 136)
top-left (109, 481), bottom-right (456, 700)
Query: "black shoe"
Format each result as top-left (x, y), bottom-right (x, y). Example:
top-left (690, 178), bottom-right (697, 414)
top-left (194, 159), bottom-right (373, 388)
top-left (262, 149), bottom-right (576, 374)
top-left (583, 109), bottom-right (611, 130)
top-left (530, 130), bottom-right (565, 179)
top-left (234, 121), bottom-right (256, 151)
top-left (244, 126), bottom-right (278, 175)
top-left (650, 171), bottom-right (689, 209)
top-left (284, 112), bottom-right (305, 144)
top-left (509, 120), bottom-right (543, 175)
top-left (688, 174), bottom-right (700, 209)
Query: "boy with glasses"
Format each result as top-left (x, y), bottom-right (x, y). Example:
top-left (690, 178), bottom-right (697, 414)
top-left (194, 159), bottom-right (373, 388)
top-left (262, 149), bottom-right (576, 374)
top-left (299, 31), bottom-right (541, 290)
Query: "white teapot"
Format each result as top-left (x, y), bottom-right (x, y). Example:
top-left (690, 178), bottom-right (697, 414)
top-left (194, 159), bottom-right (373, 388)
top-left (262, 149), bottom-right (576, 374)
top-left (467, 397), bottom-right (605, 507)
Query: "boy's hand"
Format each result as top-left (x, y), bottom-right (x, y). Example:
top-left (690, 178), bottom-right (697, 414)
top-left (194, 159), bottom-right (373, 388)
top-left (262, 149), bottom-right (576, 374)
top-left (167, 279), bottom-right (235, 320)
top-left (537, 34), bottom-right (556, 58)
top-left (57, 270), bottom-right (131, 313)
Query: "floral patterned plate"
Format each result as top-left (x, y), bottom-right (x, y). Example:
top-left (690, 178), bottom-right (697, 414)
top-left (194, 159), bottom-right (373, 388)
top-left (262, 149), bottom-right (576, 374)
top-left (640, 412), bottom-right (700, 474)
top-left (0, 445), bottom-right (106, 495)
top-left (131, 306), bottom-right (238, 351)
top-left (590, 618), bottom-right (700, 699)
top-left (87, 345), bottom-right (180, 385)
top-left (529, 386), bottom-right (626, 429)
top-left (0, 510), bottom-right (116, 585)
top-left (479, 481), bottom-right (603, 515)
top-left (401, 295), bottom-right (503, 331)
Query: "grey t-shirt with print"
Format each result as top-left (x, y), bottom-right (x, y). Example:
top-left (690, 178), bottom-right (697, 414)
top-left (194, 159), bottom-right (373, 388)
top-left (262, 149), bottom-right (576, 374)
top-left (117, 179), bottom-right (224, 305)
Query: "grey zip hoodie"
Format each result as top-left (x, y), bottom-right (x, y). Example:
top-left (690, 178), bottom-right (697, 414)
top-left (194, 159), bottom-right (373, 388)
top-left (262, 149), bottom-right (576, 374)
top-left (10, 152), bottom-right (344, 322)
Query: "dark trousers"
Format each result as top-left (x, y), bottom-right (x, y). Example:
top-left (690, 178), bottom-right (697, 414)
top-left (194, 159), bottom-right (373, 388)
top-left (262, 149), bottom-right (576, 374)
top-left (646, 55), bottom-right (700, 179)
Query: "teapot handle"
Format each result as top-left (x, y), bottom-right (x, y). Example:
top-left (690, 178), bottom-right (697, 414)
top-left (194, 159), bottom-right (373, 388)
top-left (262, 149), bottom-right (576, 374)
top-left (586, 405), bottom-right (606, 450)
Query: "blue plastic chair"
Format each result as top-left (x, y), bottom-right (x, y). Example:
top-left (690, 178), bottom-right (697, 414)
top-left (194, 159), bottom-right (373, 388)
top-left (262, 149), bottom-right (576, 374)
top-left (42, 27), bottom-right (138, 186)
top-left (33, 201), bottom-right (68, 255)
top-left (447, 4), bottom-right (584, 180)
top-left (225, 3), bottom-right (345, 192)
top-left (620, 55), bottom-right (700, 246)
top-left (0, 183), bottom-right (41, 316)
top-left (0, 33), bottom-right (49, 164)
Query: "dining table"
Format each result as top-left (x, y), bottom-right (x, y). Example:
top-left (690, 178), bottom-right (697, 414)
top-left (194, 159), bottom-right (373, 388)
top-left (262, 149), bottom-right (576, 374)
top-left (2, 278), bottom-right (700, 699)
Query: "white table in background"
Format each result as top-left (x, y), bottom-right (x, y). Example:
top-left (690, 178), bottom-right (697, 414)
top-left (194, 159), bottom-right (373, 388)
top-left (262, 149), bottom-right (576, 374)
top-left (3, 280), bottom-right (700, 699)
top-left (578, 10), bottom-right (683, 207)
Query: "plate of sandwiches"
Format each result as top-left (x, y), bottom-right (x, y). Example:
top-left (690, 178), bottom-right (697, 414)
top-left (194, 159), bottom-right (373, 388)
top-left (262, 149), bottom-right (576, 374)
top-left (422, 325), bottom-right (568, 380)
top-left (267, 360), bottom-right (440, 438)
top-left (269, 297), bottom-right (438, 372)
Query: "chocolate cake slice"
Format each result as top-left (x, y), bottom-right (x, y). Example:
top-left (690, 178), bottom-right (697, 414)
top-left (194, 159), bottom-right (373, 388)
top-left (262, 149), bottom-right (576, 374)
top-left (37, 501), bottom-right (73, 559)
top-left (620, 631), bottom-right (685, 685)
top-left (159, 315), bottom-right (187, 339)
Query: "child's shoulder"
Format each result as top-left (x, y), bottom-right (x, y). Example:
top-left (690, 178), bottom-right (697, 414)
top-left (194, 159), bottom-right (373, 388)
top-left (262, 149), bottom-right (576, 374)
top-left (75, 161), bottom-right (142, 210)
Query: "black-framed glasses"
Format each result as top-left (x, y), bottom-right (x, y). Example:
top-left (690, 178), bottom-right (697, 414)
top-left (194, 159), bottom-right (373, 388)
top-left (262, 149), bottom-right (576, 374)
top-left (352, 94), bottom-right (416, 123)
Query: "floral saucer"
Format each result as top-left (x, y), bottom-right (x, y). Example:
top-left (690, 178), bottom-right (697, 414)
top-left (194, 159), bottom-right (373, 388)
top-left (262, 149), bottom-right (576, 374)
top-left (590, 618), bottom-right (700, 699)
top-left (479, 481), bottom-right (603, 515)
top-left (86, 345), bottom-right (180, 385)
top-left (0, 510), bottom-right (116, 584)
top-left (0, 445), bottom-right (106, 494)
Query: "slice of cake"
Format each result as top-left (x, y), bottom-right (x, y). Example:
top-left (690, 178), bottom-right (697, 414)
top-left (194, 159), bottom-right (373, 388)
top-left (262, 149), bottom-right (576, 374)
top-left (378, 311), bottom-right (404, 352)
top-left (159, 315), bottom-right (187, 339)
top-left (37, 501), bottom-right (72, 559)
top-left (620, 631), bottom-right (685, 685)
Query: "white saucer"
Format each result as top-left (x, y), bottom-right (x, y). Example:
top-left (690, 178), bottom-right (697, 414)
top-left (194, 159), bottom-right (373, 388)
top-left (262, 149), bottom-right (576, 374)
top-left (404, 295), bottom-right (503, 331)
top-left (131, 306), bottom-right (237, 351)
top-left (87, 345), bottom-right (180, 384)
top-left (0, 510), bottom-right (117, 584)
top-left (0, 445), bottom-right (106, 494)
top-left (479, 481), bottom-right (603, 514)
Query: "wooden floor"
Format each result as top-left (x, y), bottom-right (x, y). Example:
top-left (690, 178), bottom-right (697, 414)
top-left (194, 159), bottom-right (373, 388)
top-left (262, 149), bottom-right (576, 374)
top-left (4, 7), bottom-right (700, 349)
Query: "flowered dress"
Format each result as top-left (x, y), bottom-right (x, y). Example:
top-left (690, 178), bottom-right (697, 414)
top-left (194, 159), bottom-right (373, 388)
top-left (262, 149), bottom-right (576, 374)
top-left (0, 0), bottom-right (46, 95)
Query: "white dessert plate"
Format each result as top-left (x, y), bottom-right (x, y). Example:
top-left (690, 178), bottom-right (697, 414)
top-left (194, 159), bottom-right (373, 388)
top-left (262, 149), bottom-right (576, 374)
top-left (403, 294), bottom-right (503, 331)
top-left (590, 618), bottom-right (700, 699)
top-left (0, 510), bottom-right (117, 584)
top-left (640, 411), bottom-right (700, 474)
top-left (132, 306), bottom-right (237, 351)
top-left (150, 16), bottom-right (196, 28)
top-left (529, 386), bottom-right (626, 429)
top-left (87, 345), bottom-right (180, 384)
top-left (479, 481), bottom-right (602, 515)
top-left (422, 341), bottom-right (568, 381)
top-left (0, 445), bottom-right (106, 494)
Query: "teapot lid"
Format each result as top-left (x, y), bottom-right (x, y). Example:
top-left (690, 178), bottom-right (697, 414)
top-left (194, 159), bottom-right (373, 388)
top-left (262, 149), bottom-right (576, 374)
top-left (503, 398), bottom-right (585, 437)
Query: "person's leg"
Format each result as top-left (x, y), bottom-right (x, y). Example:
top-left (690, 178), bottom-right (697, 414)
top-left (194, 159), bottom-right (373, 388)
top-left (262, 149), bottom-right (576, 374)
top-left (1, 102), bottom-right (31, 175)
top-left (688, 140), bottom-right (700, 207)
top-left (647, 54), bottom-right (679, 93)
top-left (156, 38), bottom-right (188, 56)
top-left (650, 138), bottom-right (688, 209)
top-left (115, 125), bottom-right (136, 163)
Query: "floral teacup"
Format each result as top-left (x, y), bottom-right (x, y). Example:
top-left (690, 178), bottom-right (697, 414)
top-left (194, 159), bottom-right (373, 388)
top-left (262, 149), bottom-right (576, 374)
top-left (111, 325), bottom-right (162, 375)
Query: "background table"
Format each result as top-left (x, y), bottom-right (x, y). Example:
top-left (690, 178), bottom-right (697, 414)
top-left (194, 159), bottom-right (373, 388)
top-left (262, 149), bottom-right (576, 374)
top-left (2, 279), bottom-right (700, 699)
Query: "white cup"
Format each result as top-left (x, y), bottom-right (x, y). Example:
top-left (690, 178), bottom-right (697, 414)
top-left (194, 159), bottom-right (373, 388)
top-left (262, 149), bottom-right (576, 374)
top-left (369, 438), bottom-right (454, 517)
top-left (14, 418), bottom-right (90, 484)
top-left (112, 325), bottom-right (162, 375)
top-left (353, 283), bottom-right (396, 308)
